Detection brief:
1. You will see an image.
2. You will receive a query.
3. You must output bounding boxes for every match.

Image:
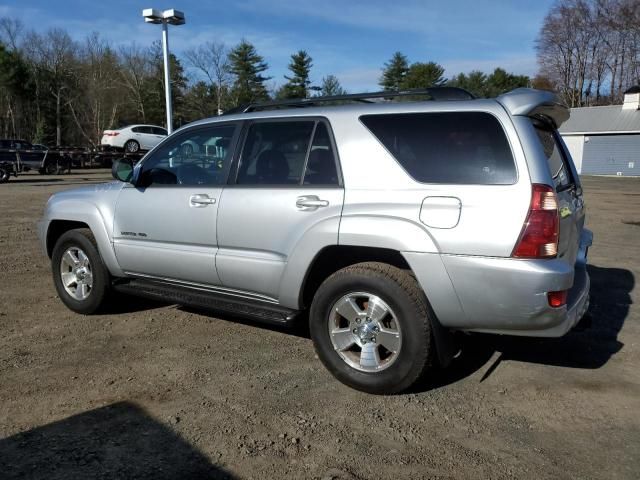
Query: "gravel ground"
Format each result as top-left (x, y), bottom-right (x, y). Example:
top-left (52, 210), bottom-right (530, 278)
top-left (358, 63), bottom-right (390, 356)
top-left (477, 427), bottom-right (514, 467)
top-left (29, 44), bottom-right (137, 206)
top-left (0, 171), bottom-right (638, 479)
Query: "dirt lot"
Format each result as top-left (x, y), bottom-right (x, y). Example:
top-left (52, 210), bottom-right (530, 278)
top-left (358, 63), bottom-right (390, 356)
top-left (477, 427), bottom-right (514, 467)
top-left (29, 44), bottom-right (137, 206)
top-left (0, 171), bottom-right (638, 479)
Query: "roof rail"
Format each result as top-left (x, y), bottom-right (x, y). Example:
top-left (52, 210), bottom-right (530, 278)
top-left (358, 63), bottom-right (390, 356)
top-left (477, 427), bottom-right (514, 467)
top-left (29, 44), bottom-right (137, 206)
top-left (224, 87), bottom-right (475, 115)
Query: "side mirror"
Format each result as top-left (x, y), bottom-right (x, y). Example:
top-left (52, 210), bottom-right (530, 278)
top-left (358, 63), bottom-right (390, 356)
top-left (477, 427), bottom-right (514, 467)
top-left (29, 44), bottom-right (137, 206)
top-left (112, 158), bottom-right (134, 183)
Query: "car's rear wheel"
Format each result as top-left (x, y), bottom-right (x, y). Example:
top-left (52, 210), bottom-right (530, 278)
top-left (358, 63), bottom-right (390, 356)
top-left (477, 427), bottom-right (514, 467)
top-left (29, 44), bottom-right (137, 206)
top-left (51, 228), bottom-right (110, 314)
top-left (310, 262), bottom-right (434, 394)
top-left (124, 139), bottom-right (140, 153)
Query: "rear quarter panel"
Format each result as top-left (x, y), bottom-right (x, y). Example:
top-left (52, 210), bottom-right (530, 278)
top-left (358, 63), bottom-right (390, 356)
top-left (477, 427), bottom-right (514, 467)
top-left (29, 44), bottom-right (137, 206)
top-left (331, 103), bottom-right (533, 257)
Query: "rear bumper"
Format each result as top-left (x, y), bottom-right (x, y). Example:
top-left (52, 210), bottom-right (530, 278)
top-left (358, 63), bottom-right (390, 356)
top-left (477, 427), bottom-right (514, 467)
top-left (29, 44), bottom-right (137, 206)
top-left (100, 137), bottom-right (123, 149)
top-left (405, 229), bottom-right (593, 338)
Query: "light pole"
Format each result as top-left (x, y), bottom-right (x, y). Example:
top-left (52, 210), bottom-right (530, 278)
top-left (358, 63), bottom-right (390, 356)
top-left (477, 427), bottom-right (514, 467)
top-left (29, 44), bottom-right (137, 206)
top-left (142, 8), bottom-right (185, 134)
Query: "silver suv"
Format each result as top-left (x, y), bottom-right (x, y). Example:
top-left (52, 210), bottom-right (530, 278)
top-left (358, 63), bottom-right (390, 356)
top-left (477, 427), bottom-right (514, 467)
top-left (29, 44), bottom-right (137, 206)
top-left (38, 88), bottom-right (592, 394)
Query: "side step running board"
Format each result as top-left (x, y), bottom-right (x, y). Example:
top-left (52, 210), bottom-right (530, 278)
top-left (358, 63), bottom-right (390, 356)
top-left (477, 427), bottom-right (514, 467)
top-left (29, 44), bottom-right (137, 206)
top-left (112, 279), bottom-right (300, 326)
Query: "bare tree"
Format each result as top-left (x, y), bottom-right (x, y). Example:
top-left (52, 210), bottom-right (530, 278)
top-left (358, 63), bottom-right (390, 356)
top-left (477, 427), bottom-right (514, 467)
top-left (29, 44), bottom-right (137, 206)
top-left (118, 44), bottom-right (153, 122)
top-left (0, 17), bottom-right (24, 51)
top-left (184, 41), bottom-right (231, 114)
top-left (67, 33), bottom-right (123, 145)
top-left (537, 0), bottom-right (640, 106)
top-left (23, 29), bottom-right (77, 145)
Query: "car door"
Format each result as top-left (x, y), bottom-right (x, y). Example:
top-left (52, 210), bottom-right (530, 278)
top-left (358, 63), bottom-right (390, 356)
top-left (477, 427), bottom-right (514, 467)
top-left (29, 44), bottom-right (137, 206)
top-left (149, 127), bottom-right (168, 149)
top-left (112, 122), bottom-right (240, 286)
top-left (216, 119), bottom-right (344, 300)
top-left (136, 126), bottom-right (154, 150)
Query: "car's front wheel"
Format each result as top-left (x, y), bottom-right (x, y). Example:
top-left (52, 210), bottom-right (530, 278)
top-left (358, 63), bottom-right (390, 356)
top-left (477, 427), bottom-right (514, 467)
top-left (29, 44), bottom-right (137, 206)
top-left (310, 262), bottom-right (435, 394)
top-left (51, 228), bottom-right (110, 314)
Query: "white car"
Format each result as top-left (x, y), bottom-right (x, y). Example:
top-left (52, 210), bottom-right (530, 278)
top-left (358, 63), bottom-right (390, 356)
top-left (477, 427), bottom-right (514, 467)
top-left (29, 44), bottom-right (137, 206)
top-left (101, 125), bottom-right (168, 153)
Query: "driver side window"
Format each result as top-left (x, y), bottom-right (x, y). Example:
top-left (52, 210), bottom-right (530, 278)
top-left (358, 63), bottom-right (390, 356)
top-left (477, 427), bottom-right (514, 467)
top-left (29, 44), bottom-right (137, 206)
top-left (137, 123), bottom-right (238, 187)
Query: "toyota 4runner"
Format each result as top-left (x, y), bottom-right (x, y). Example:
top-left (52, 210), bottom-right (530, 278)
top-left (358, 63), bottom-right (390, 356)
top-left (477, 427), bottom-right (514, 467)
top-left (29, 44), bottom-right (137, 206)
top-left (37, 87), bottom-right (592, 394)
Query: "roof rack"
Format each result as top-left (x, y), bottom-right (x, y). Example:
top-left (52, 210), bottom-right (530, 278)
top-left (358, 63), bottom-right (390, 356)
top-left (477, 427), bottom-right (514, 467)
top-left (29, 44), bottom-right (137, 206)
top-left (224, 87), bottom-right (475, 115)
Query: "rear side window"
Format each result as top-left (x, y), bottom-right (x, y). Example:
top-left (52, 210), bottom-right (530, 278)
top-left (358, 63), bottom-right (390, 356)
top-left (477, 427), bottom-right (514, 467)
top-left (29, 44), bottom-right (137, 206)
top-left (360, 112), bottom-right (516, 184)
top-left (533, 124), bottom-right (573, 191)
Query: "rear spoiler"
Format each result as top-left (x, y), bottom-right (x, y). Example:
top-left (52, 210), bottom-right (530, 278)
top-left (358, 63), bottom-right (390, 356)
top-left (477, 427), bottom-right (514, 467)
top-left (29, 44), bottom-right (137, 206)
top-left (497, 88), bottom-right (570, 129)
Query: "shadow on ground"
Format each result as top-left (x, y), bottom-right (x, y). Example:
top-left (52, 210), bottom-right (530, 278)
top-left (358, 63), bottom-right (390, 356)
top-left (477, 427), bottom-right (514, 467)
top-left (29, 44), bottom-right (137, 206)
top-left (0, 402), bottom-right (235, 480)
top-left (102, 293), bottom-right (172, 315)
top-left (103, 264), bottom-right (633, 394)
top-left (418, 264), bottom-right (633, 391)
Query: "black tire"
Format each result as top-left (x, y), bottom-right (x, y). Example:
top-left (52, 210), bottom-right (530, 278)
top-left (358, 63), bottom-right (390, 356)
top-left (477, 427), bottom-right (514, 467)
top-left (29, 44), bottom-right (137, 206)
top-left (56, 158), bottom-right (71, 174)
top-left (0, 167), bottom-right (9, 183)
top-left (43, 161), bottom-right (57, 175)
top-left (124, 139), bottom-right (140, 153)
top-left (51, 228), bottom-right (110, 314)
top-left (310, 262), bottom-right (435, 394)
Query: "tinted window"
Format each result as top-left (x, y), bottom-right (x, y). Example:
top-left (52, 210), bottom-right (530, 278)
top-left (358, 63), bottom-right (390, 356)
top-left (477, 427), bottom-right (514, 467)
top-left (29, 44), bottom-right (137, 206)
top-left (137, 124), bottom-right (237, 187)
top-left (237, 121), bottom-right (315, 185)
top-left (533, 124), bottom-right (573, 191)
top-left (360, 112), bottom-right (516, 184)
top-left (303, 123), bottom-right (339, 185)
top-left (131, 126), bottom-right (143, 133)
top-left (153, 127), bottom-right (168, 135)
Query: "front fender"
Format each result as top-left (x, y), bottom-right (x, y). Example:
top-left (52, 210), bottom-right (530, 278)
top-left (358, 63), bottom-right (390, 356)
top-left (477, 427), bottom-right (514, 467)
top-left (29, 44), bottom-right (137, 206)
top-left (41, 183), bottom-right (124, 277)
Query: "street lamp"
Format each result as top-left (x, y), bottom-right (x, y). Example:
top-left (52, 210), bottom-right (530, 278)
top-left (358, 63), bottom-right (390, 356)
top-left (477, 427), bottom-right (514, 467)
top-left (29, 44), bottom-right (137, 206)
top-left (142, 8), bottom-right (185, 134)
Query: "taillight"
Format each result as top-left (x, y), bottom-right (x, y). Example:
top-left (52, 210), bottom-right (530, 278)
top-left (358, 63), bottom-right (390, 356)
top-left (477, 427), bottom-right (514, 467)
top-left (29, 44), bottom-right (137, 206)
top-left (512, 184), bottom-right (559, 258)
top-left (548, 290), bottom-right (568, 308)
top-left (103, 131), bottom-right (119, 137)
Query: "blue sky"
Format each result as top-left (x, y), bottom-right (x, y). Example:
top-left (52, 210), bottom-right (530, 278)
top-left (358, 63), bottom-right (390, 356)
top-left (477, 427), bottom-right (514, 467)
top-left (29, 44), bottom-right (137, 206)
top-left (0, 0), bottom-right (554, 91)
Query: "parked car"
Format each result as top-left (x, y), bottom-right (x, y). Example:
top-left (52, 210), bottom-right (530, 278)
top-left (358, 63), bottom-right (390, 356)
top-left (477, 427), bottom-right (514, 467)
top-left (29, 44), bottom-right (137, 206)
top-left (38, 88), bottom-right (592, 394)
top-left (101, 125), bottom-right (168, 153)
top-left (0, 139), bottom-right (70, 182)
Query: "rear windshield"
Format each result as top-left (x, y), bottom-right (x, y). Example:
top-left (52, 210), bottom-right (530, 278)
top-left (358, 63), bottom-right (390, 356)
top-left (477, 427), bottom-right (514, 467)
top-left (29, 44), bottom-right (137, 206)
top-left (360, 112), bottom-right (516, 185)
top-left (533, 123), bottom-right (573, 191)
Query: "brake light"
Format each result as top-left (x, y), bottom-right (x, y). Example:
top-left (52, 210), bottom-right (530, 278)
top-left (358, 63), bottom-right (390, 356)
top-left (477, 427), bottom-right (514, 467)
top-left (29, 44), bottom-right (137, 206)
top-left (512, 184), bottom-right (559, 258)
top-left (103, 131), bottom-right (119, 136)
top-left (548, 290), bottom-right (568, 308)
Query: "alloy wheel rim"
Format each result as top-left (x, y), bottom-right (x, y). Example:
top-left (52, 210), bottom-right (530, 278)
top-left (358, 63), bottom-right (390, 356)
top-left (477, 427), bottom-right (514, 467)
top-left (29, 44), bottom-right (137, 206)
top-left (328, 292), bottom-right (402, 372)
top-left (60, 247), bottom-right (93, 300)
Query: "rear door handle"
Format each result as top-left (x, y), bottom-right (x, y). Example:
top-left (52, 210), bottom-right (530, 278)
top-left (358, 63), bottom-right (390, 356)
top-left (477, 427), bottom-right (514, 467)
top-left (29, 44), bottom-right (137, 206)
top-left (296, 195), bottom-right (329, 210)
top-left (190, 194), bottom-right (216, 207)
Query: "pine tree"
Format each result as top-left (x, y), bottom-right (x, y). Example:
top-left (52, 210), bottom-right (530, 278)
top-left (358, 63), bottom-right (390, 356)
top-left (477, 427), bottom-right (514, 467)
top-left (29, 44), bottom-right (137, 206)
top-left (484, 68), bottom-right (529, 97)
top-left (282, 50), bottom-right (317, 99)
top-left (379, 51), bottom-right (409, 91)
top-left (448, 70), bottom-right (488, 97)
top-left (402, 62), bottom-right (446, 89)
top-left (228, 40), bottom-right (271, 105)
top-left (319, 75), bottom-right (347, 96)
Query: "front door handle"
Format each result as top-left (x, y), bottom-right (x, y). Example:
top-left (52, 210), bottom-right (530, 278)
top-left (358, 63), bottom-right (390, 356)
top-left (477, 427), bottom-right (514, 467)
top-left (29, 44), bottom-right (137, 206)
top-left (190, 194), bottom-right (216, 207)
top-left (296, 195), bottom-right (329, 210)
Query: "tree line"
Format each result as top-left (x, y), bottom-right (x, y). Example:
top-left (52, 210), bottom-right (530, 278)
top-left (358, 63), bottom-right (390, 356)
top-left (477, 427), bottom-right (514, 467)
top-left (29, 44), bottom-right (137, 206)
top-left (0, 0), bottom-right (637, 147)
top-left (0, 17), bottom-right (529, 148)
top-left (0, 19), bottom-right (352, 147)
top-left (536, 0), bottom-right (640, 107)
